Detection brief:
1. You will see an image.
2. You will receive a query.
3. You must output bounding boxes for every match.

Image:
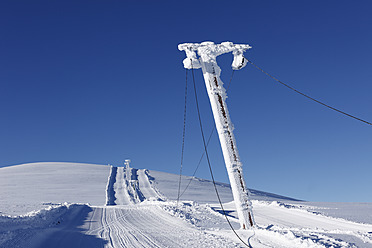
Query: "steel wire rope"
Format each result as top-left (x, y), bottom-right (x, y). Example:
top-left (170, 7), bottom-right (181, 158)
top-left (190, 62), bottom-right (253, 248)
top-left (179, 70), bottom-right (235, 198)
top-left (176, 68), bottom-right (188, 207)
top-left (244, 57), bottom-right (372, 126)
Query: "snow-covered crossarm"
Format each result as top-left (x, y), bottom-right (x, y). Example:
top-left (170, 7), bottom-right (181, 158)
top-left (178, 41), bottom-right (251, 70)
top-left (179, 41), bottom-right (254, 229)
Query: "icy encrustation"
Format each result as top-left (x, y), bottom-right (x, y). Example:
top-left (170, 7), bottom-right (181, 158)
top-left (178, 41), bottom-right (255, 229)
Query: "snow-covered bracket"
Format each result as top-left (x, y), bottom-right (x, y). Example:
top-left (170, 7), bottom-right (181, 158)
top-left (178, 41), bottom-right (250, 71)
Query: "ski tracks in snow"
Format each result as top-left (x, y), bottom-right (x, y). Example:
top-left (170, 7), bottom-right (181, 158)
top-left (25, 204), bottom-right (243, 248)
top-left (112, 167), bottom-right (132, 205)
top-left (91, 205), bottom-right (241, 248)
top-left (5, 166), bottom-right (372, 248)
top-left (137, 169), bottom-right (166, 201)
top-left (106, 166), bottom-right (165, 206)
top-left (7, 200), bottom-right (372, 248)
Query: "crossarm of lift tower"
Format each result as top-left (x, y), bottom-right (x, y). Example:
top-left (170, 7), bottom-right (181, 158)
top-left (178, 41), bottom-right (251, 71)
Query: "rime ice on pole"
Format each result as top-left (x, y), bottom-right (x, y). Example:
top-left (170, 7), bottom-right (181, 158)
top-left (178, 41), bottom-right (255, 229)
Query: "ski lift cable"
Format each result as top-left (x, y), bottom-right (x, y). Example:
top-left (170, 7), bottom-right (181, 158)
top-left (181, 55), bottom-right (371, 199)
top-left (190, 62), bottom-right (253, 248)
top-left (179, 70), bottom-right (235, 199)
top-left (176, 68), bottom-right (188, 207)
top-left (244, 57), bottom-right (372, 126)
top-left (178, 129), bottom-right (213, 198)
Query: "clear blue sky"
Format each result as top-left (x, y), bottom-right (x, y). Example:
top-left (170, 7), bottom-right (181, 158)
top-left (1, 1), bottom-right (371, 202)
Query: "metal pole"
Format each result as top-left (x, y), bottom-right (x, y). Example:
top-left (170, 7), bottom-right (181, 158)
top-left (178, 41), bottom-right (255, 229)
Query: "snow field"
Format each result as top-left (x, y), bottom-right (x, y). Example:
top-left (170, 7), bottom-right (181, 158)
top-left (1, 162), bottom-right (372, 247)
top-left (0, 162), bottom-right (110, 215)
top-left (163, 200), bottom-right (372, 248)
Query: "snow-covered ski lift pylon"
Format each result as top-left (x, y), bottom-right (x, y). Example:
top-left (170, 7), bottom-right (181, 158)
top-left (178, 41), bottom-right (255, 229)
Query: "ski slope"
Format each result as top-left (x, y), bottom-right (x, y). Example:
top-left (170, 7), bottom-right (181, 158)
top-left (26, 205), bottom-right (241, 248)
top-left (0, 162), bottom-right (109, 215)
top-left (1, 162), bottom-right (372, 247)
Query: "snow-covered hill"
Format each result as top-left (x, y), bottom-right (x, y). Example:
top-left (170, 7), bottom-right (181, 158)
top-left (1, 162), bottom-right (371, 247)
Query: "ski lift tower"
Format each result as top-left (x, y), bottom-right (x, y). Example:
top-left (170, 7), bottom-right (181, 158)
top-left (178, 41), bottom-right (255, 229)
top-left (124, 159), bottom-right (131, 170)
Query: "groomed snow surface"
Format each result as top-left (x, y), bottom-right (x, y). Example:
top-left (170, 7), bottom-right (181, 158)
top-left (1, 163), bottom-right (371, 247)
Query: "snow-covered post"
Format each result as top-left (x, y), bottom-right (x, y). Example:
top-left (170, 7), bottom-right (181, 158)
top-left (125, 159), bottom-right (131, 170)
top-left (125, 159), bottom-right (131, 182)
top-left (178, 41), bottom-right (255, 229)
